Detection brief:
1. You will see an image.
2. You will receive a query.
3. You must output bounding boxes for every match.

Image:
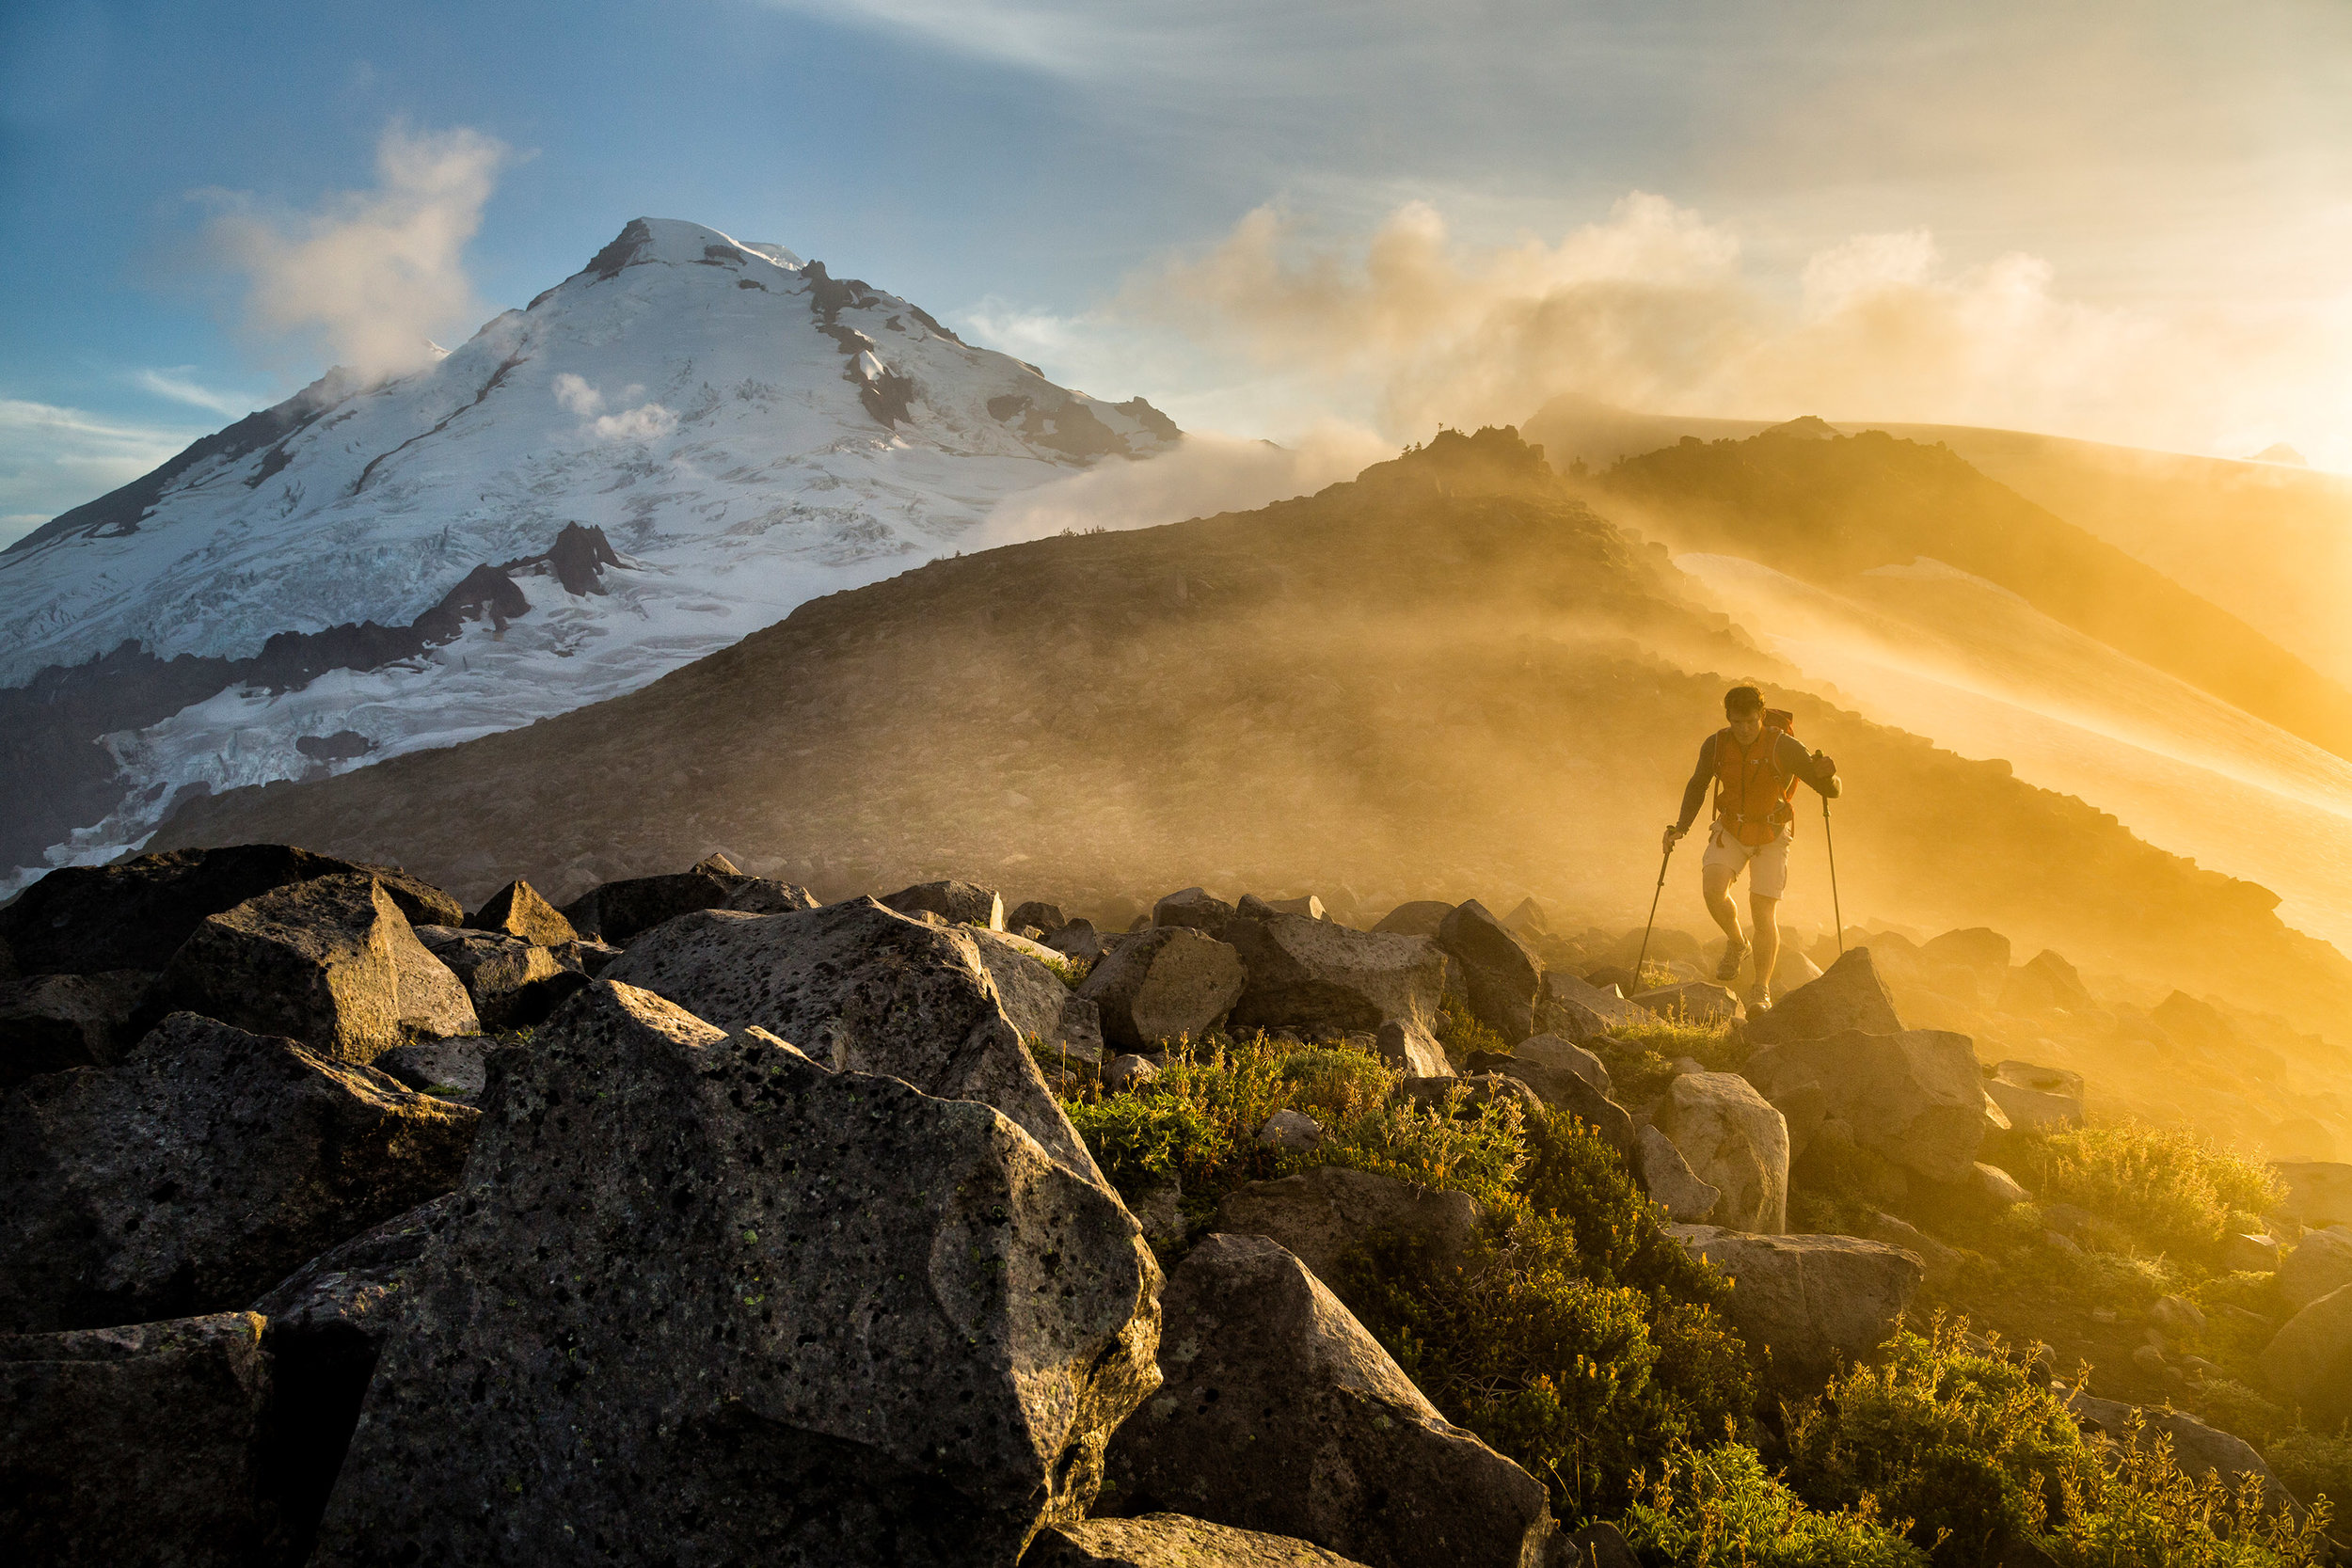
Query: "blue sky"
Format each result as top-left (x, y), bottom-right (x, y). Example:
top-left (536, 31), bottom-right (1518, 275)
top-left (6, 0), bottom-right (2351, 541)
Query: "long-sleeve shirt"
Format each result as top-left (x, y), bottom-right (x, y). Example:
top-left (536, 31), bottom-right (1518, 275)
top-left (1676, 730), bottom-right (1839, 834)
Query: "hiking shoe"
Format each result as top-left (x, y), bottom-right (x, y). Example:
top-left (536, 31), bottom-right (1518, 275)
top-left (1715, 938), bottom-right (1747, 982)
top-left (1744, 983), bottom-right (1772, 1011)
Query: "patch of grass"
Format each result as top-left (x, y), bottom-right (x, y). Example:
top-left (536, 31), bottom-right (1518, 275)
top-left (2005, 1121), bottom-right (2281, 1263)
top-left (1615, 1008), bottom-right (1746, 1073)
top-left (1435, 991), bottom-right (1512, 1067)
top-left (1618, 1443), bottom-right (1928, 1568)
top-left (1037, 951), bottom-right (1091, 988)
top-left (2265, 1428), bottom-right (2352, 1516)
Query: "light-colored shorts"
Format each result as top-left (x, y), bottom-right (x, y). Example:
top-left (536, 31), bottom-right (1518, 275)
top-left (1702, 822), bottom-right (1792, 900)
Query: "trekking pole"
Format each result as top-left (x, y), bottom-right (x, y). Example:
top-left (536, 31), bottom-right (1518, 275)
top-left (1821, 795), bottom-right (1845, 957)
top-left (1634, 835), bottom-right (1676, 986)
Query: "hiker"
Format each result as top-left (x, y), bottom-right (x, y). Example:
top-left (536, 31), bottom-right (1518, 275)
top-left (1661, 685), bottom-right (1841, 1008)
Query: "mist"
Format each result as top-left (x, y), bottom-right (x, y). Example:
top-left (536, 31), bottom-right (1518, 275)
top-left (202, 121), bottom-right (509, 379)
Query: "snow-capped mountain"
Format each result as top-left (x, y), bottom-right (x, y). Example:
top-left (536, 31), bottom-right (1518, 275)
top-left (0, 217), bottom-right (1179, 893)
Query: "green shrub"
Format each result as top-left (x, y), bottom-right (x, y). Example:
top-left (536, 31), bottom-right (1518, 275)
top-left (2265, 1428), bottom-right (2352, 1513)
top-left (1435, 993), bottom-right (1512, 1065)
top-left (1616, 1009), bottom-right (1746, 1073)
top-left (1618, 1443), bottom-right (1928, 1568)
top-left (1062, 1093), bottom-right (1229, 1189)
top-left (2007, 1122), bottom-right (2282, 1261)
top-left (2051, 1420), bottom-right (2328, 1568)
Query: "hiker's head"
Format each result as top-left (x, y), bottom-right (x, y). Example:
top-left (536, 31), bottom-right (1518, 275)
top-left (1724, 685), bottom-right (1766, 741)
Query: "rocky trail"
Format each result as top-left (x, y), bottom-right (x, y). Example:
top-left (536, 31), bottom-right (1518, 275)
top-left (6, 843), bottom-right (2348, 1565)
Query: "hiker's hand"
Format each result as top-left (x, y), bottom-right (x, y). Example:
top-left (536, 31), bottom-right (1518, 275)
top-left (1811, 750), bottom-right (1836, 776)
top-left (1661, 824), bottom-right (1686, 855)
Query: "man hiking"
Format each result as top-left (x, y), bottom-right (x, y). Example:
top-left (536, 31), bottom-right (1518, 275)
top-left (1661, 685), bottom-right (1841, 1009)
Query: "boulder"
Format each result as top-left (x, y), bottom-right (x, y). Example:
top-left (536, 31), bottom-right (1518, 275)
top-left (1398, 1071), bottom-right (1546, 1126)
top-left (1208, 1166), bottom-right (1480, 1286)
top-left (1009, 899), bottom-right (1069, 933)
top-left (2065, 1391), bottom-right (2296, 1513)
top-left (2263, 1283), bottom-right (2352, 1421)
top-left (2221, 1232), bottom-right (2281, 1273)
top-left (0, 1311), bottom-right (288, 1568)
top-left (155, 874), bottom-right (477, 1062)
top-left (882, 877), bottom-right (1005, 929)
top-left (1372, 899), bottom-right (1454, 937)
top-left (1630, 980), bottom-right (1742, 1025)
top-left (1742, 1029), bottom-right (1985, 1183)
top-left (1257, 1110), bottom-right (1325, 1154)
top-left (2272, 1162), bottom-right (2352, 1229)
top-left (1104, 1053), bottom-right (1161, 1093)
top-left (311, 981), bottom-right (1160, 1565)
top-left (1494, 1055), bottom-right (1636, 1161)
top-left (1999, 949), bottom-right (2095, 1013)
top-left (1438, 899), bottom-right (1543, 1041)
top-left (1029, 1514), bottom-right (1374, 1568)
top-left (1972, 1162), bottom-right (2031, 1206)
top-left (969, 927), bottom-right (1108, 1057)
top-left (0, 845), bottom-right (459, 976)
top-left (1555, 1523), bottom-right (1639, 1568)
top-left (2281, 1229), bottom-right (2352, 1310)
top-left (1921, 927), bottom-right (2011, 983)
top-left (464, 878), bottom-right (577, 945)
top-left (1104, 1233), bottom-right (1554, 1568)
top-left (411, 925), bottom-right (584, 1030)
top-left (722, 876), bottom-right (822, 914)
top-left (1225, 914), bottom-right (1445, 1037)
top-left (1504, 896), bottom-right (1549, 935)
top-left (1079, 926), bottom-right (1248, 1054)
top-left (1655, 1072), bottom-right (1789, 1233)
top-left (1536, 973), bottom-right (1658, 1041)
top-left (0, 970), bottom-right (151, 1088)
top-left (558, 862), bottom-right (744, 944)
top-left (0, 1012), bottom-right (478, 1333)
top-left (1743, 947), bottom-right (1901, 1045)
top-left (1986, 1060), bottom-right (2084, 1129)
top-left (1667, 1225), bottom-right (1924, 1389)
top-left (372, 1037), bottom-right (495, 1102)
top-left (1154, 887), bottom-right (1238, 933)
top-left (1855, 1211), bottom-right (1963, 1282)
top-left (1266, 895), bottom-right (1327, 920)
top-left (1375, 1017), bottom-right (1450, 1078)
top-left (1636, 1124), bottom-right (1724, 1222)
top-left (1514, 1033), bottom-right (1612, 1095)
top-left (1047, 918), bottom-right (1117, 962)
top-left (605, 898), bottom-right (1104, 1183)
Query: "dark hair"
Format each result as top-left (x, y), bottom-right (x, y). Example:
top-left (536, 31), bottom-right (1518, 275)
top-left (1724, 685), bottom-right (1765, 717)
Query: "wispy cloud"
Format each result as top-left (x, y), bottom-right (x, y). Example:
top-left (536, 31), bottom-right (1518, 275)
top-left (200, 120), bottom-right (511, 376)
top-left (0, 400), bottom-right (206, 546)
top-left (133, 367), bottom-right (261, 420)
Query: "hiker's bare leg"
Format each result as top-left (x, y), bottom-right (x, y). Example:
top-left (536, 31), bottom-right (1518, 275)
top-left (1749, 893), bottom-right (1781, 988)
top-left (1702, 863), bottom-right (1743, 944)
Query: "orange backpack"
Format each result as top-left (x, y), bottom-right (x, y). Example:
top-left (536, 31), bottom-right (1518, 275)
top-left (1713, 708), bottom-right (1799, 846)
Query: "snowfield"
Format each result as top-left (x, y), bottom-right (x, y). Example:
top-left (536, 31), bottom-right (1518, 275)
top-left (0, 218), bottom-right (1179, 891)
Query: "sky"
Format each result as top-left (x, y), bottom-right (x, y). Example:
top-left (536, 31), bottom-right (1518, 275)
top-left (5, 0), bottom-right (2352, 544)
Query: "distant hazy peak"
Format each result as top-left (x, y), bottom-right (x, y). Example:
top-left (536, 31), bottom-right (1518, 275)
top-left (2250, 442), bottom-right (2309, 467)
top-left (1761, 415), bottom-right (1841, 440)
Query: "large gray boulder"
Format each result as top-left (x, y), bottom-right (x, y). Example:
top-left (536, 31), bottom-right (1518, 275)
top-left (1636, 1124), bottom-right (1723, 1223)
top-left (0, 969), bottom-right (151, 1088)
top-left (0, 1311), bottom-right (289, 1568)
top-left (1030, 1514), bottom-right (1374, 1567)
top-left (464, 878), bottom-right (577, 945)
top-left (1372, 900), bottom-right (1454, 937)
top-left (2272, 1162), bottom-right (2352, 1229)
top-left (412, 925), bottom-right (584, 1030)
top-left (1666, 1225), bottom-right (1923, 1389)
top-left (606, 898), bottom-right (1104, 1184)
top-left (1153, 886), bottom-right (1238, 933)
top-left (1494, 1053), bottom-right (1636, 1161)
top-left (1376, 1016), bottom-right (1451, 1077)
top-left (882, 878), bottom-right (1006, 929)
top-left (1209, 1166), bottom-right (1481, 1286)
top-left (2280, 1228), bottom-right (2352, 1310)
top-left (311, 981), bottom-right (1161, 1567)
top-left (1225, 914), bottom-right (1444, 1037)
top-left (970, 927), bottom-right (1108, 1057)
top-left (1104, 1233), bottom-right (1554, 1568)
top-left (1742, 1029), bottom-right (1985, 1183)
top-left (1655, 1072), bottom-right (1788, 1233)
top-left (0, 844), bottom-right (460, 976)
top-left (2000, 949), bottom-right (2095, 1013)
top-left (1985, 1060), bottom-right (2085, 1130)
top-left (0, 1013), bottom-right (476, 1334)
top-left (558, 860), bottom-right (745, 944)
top-left (2262, 1281), bottom-right (2352, 1420)
top-left (1438, 900), bottom-right (1543, 1041)
top-left (156, 874), bottom-right (477, 1062)
top-left (1535, 973), bottom-right (1658, 1042)
top-left (2063, 1391), bottom-right (2296, 1513)
top-left (1079, 926), bottom-right (1248, 1054)
top-left (1512, 1034), bottom-right (1611, 1093)
top-left (1743, 947), bottom-right (1902, 1046)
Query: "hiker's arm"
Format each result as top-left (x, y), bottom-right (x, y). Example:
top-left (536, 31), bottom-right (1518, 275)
top-left (1782, 733), bottom-right (1842, 799)
top-left (1673, 736), bottom-right (1716, 833)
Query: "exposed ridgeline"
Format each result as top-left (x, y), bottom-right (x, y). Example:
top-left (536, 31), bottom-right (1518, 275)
top-left (151, 428), bottom-right (2352, 1037)
top-left (1589, 427), bottom-right (2352, 765)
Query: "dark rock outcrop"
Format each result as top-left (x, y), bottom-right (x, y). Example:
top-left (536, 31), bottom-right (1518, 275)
top-left (0, 969), bottom-right (151, 1087)
top-left (1224, 914), bottom-right (1445, 1037)
top-left (154, 874), bottom-right (477, 1061)
top-left (1209, 1166), bottom-right (1481, 1286)
top-left (1742, 1029), bottom-right (1986, 1183)
top-left (1371, 900), bottom-right (1454, 937)
top-left (1743, 947), bottom-right (1902, 1045)
top-left (1103, 1232), bottom-right (1554, 1568)
top-left (1666, 1225), bottom-right (1922, 1389)
top-left (1153, 886), bottom-right (1238, 933)
top-left (0, 1311), bottom-right (289, 1568)
top-left (412, 924), bottom-right (584, 1029)
top-left (604, 898), bottom-right (1104, 1183)
top-left (1438, 899), bottom-right (1543, 1041)
top-left (1029, 1514), bottom-right (1374, 1567)
top-left (558, 860), bottom-right (747, 944)
top-left (0, 1012), bottom-right (477, 1333)
top-left (882, 878), bottom-right (1006, 929)
top-left (1078, 926), bottom-right (1248, 1053)
top-left (310, 981), bottom-right (1161, 1567)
